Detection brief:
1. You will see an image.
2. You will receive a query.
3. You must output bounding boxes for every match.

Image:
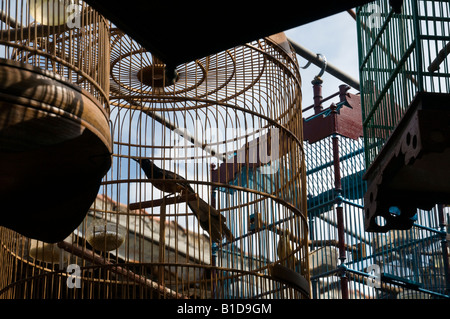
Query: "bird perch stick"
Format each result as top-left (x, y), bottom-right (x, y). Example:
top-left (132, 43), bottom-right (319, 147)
top-left (128, 193), bottom-right (198, 210)
top-left (57, 241), bottom-right (188, 299)
top-left (0, 9), bottom-right (21, 28)
top-left (428, 41), bottom-right (450, 72)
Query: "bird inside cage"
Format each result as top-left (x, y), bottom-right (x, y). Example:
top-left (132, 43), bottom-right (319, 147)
top-left (133, 157), bottom-right (233, 243)
top-left (277, 229), bottom-right (300, 271)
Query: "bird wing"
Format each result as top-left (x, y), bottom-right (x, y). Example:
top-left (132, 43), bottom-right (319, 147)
top-left (133, 158), bottom-right (231, 241)
top-left (187, 197), bottom-right (233, 243)
top-left (163, 169), bottom-right (196, 194)
top-left (132, 158), bottom-right (195, 194)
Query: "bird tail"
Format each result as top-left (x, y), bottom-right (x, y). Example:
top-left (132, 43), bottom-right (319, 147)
top-left (187, 196), bottom-right (234, 243)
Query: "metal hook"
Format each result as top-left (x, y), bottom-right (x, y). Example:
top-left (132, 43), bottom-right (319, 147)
top-left (316, 53), bottom-right (327, 78)
top-left (300, 60), bottom-right (312, 69)
top-left (299, 53), bottom-right (327, 79)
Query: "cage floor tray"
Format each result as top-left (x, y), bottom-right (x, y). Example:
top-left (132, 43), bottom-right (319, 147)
top-left (0, 59), bottom-right (112, 242)
top-left (364, 92), bottom-right (450, 232)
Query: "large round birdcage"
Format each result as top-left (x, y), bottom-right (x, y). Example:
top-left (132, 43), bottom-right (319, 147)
top-left (103, 30), bottom-right (308, 299)
top-left (0, 18), bottom-right (308, 298)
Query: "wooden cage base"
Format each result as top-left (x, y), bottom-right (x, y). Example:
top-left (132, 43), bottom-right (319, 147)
top-left (364, 92), bottom-right (450, 232)
top-left (0, 59), bottom-right (112, 243)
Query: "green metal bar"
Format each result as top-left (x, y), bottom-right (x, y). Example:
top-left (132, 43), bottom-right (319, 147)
top-left (310, 268), bottom-right (340, 281)
top-left (415, 288), bottom-right (450, 299)
top-left (362, 67), bottom-right (416, 73)
top-left (412, 0), bottom-right (424, 91)
top-left (362, 41), bottom-right (416, 127)
top-left (420, 35), bottom-right (450, 42)
top-left (382, 272), bottom-right (422, 289)
top-left (382, 270), bottom-right (450, 298)
top-left (306, 147), bottom-right (365, 176)
top-left (423, 71), bottom-right (450, 77)
top-left (413, 221), bottom-right (447, 236)
top-left (356, 7), bottom-right (372, 168)
top-left (341, 199), bottom-right (364, 209)
top-left (308, 199), bottom-right (335, 214)
top-left (303, 100), bottom-right (349, 123)
top-left (417, 15), bottom-right (450, 23)
top-left (359, 10), bottom-right (395, 71)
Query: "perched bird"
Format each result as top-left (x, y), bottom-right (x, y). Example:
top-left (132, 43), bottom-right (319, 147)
top-left (277, 229), bottom-right (299, 270)
top-left (133, 158), bottom-right (233, 243)
top-left (133, 157), bottom-right (195, 195)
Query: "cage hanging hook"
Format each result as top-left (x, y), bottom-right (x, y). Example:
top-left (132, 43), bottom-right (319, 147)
top-left (316, 53), bottom-right (327, 78)
top-left (300, 60), bottom-right (312, 69)
top-left (300, 53), bottom-right (327, 79)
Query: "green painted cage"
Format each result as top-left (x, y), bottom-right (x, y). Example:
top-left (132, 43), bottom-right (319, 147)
top-left (357, 0), bottom-right (450, 166)
top-left (357, 0), bottom-right (450, 232)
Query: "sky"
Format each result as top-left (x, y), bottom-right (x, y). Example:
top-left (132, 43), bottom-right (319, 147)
top-left (284, 10), bottom-right (360, 115)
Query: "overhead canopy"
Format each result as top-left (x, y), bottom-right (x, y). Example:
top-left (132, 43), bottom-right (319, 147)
top-left (85, 0), bottom-right (373, 72)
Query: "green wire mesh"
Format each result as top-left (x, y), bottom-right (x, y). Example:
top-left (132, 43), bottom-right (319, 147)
top-left (303, 87), bottom-right (449, 299)
top-left (357, 0), bottom-right (450, 167)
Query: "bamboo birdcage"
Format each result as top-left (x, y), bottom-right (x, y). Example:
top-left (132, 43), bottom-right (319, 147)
top-left (0, 3), bottom-right (309, 297)
top-left (102, 30), bottom-right (308, 299)
top-left (0, 0), bottom-right (111, 242)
